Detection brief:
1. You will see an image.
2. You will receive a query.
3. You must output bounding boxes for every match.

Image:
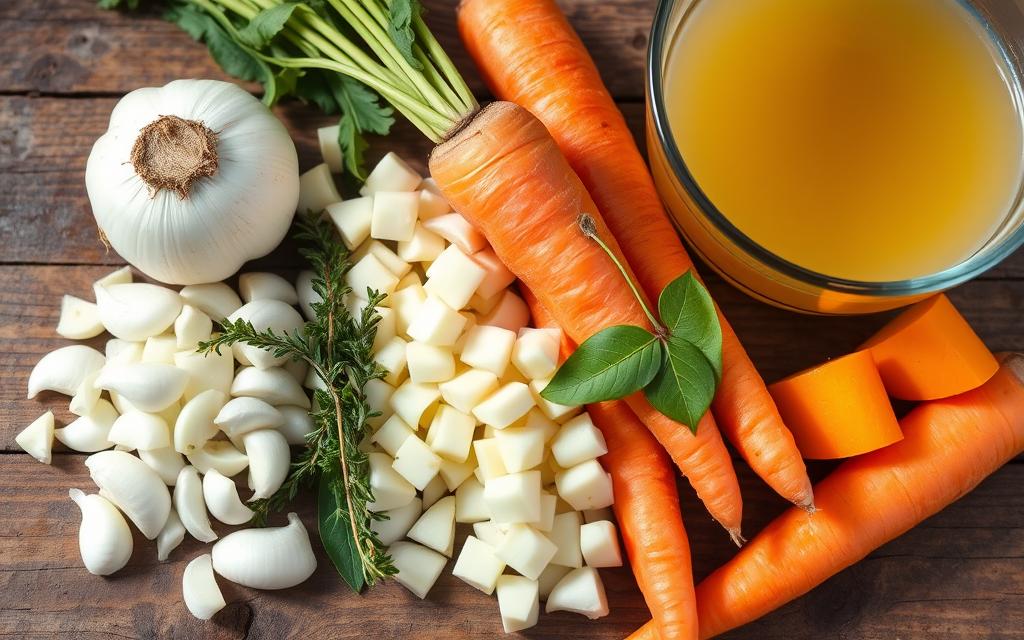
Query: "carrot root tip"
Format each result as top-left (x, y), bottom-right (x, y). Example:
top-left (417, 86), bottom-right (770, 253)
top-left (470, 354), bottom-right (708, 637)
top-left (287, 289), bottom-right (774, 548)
top-left (797, 494), bottom-right (817, 514)
top-left (728, 528), bottom-right (746, 547)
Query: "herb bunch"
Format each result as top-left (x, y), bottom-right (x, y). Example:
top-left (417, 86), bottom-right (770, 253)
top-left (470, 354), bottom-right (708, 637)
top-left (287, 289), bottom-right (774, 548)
top-left (199, 215), bottom-right (394, 592)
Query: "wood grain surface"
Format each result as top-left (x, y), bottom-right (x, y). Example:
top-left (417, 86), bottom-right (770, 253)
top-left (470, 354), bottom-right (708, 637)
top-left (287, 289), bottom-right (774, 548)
top-left (1, 0), bottom-right (1023, 638)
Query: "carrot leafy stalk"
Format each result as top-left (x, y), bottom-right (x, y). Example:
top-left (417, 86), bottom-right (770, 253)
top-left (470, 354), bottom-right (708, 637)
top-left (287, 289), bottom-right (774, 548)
top-left (541, 214), bottom-right (722, 432)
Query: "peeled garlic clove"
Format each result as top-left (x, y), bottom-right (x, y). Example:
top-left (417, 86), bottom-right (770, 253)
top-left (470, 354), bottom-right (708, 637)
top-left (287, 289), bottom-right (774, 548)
top-left (175, 389), bottom-right (228, 454)
top-left (277, 405), bottom-right (315, 445)
top-left (16, 411), bottom-right (55, 464)
top-left (94, 282), bottom-right (183, 341)
top-left (27, 345), bottom-right (105, 398)
top-left (94, 362), bottom-right (188, 412)
top-left (174, 347), bottom-right (233, 402)
top-left (283, 357), bottom-right (309, 384)
top-left (179, 283), bottom-right (243, 322)
top-left (187, 440), bottom-right (249, 477)
top-left (56, 399), bottom-right (118, 453)
top-left (107, 411), bottom-right (171, 451)
top-left (295, 270), bottom-right (321, 321)
top-left (211, 512), bottom-right (316, 589)
top-left (56, 295), bottom-right (104, 340)
top-left (230, 366), bottom-right (311, 408)
top-left (175, 304), bottom-right (213, 350)
top-left (238, 272), bottom-right (299, 305)
top-left (69, 370), bottom-right (103, 417)
top-left (173, 466), bottom-right (218, 543)
top-left (214, 397), bottom-right (284, 438)
top-left (227, 300), bottom-right (305, 369)
top-left (142, 334), bottom-right (178, 364)
top-left (157, 509), bottom-right (186, 562)
top-left (69, 488), bottom-right (133, 576)
top-left (243, 429), bottom-right (290, 501)
top-left (105, 338), bottom-right (144, 365)
top-left (95, 266), bottom-right (132, 288)
top-left (85, 450), bottom-right (171, 539)
top-left (139, 446), bottom-right (186, 485)
top-left (183, 553), bottom-right (227, 620)
top-left (203, 469), bottom-right (254, 525)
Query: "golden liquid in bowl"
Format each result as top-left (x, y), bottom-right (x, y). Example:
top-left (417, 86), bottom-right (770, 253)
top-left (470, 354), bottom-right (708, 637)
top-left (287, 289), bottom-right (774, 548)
top-left (665, 0), bottom-right (1024, 282)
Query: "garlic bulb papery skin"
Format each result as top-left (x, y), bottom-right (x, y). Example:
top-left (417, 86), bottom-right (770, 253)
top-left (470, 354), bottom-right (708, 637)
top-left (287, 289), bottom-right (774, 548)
top-left (95, 362), bottom-right (188, 413)
top-left (227, 300), bottom-right (305, 369)
top-left (186, 440), bottom-right (249, 478)
top-left (230, 367), bottom-right (311, 409)
top-left (173, 466), bottom-right (218, 543)
top-left (179, 283), bottom-right (242, 322)
top-left (277, 405), bottom-right (315, 445)
top-left (139, 446), bottom-right (187, 485)
top-left (202, 469), bottom-right (254, 525)
top-left (86, 80), bottom-right (300, 285)
top-left (211, 512), bottom-right (317, 589)
top-left (85, 450), bottom-right (171, 539)
top-left (56, 399), bottom-right (119, 453)
top-left (183, 553), bottom-right (227, 620)
top-left (214, 396), bottom-right (284, 438)
top-left (242, 429), bottom-right (290, 501)
top-left (16, 411), bottom-right (55, 464)
top-left (69, 489), bottom-right (133, 576)
top-left (27, 345), bottom-right (105, 399)
top-left (94, 283), bottom-right (183, 341)
top-left (174, 389), bottom-right (228, 454)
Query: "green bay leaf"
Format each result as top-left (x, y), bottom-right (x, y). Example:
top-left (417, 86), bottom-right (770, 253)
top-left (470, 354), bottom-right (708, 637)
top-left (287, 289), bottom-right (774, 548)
top-left (318, 477), bottom-right (365, 593)
top-left (643, 335), bottom-right (717, 433)
top-left (658, 271), bottom-right (723, 382)
top-left (541, 325), bottom-right (661, 405)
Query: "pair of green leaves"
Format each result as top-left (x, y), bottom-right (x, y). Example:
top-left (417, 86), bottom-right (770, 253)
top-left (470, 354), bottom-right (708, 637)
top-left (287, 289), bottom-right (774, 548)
top-left (541, 270), bottom-right (722, 433)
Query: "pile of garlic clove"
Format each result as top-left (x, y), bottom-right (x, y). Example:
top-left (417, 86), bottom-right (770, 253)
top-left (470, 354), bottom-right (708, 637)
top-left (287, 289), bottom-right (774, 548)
top-left (17, 265), bottom-right (319, 620)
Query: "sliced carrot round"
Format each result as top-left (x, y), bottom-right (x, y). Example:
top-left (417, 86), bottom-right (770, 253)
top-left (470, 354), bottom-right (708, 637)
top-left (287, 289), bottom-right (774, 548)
top-left (859, 294), bottom-right (998, 401)
top-left (769, 351), bottom-right (902, 460)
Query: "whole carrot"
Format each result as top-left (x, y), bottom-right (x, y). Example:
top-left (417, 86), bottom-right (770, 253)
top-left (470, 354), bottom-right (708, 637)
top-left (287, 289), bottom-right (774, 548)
top-left (430, 102), bottom-right (743, 538)
top-left (457, 0), bottom-right (813, 510)
top-left (631, 353), bottom-right (1024, 639)
top-left (527, 288), bottom-right (698, 640)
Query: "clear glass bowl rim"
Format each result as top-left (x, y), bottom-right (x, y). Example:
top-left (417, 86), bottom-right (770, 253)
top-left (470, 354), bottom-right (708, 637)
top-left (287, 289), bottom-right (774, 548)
top-left (646, 0), bottom-right (1024, 297)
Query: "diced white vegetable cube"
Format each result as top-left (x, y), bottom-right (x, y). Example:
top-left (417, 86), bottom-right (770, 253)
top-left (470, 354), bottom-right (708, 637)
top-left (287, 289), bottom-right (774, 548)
top-left (537, 563), bottom-right (572, 601)
top-left (555, 460), bottom-right (614, 511)
top-left (370, 192), bottom-right (419, 242)
top-left (530, 378), bottom-right (581, 422)
top-left (371, 414), bottom-right (414, 457)
top-left (420, 176), bottom-right (442, 196)
top-left (453, 535), bottom-right (505, 595)
top-left (438, 368), bottom-right (498, 415)
top-left (374, 336), bottom-right (408, 386)
top-left (423, 213), bottom-right (488, 255)
top-left (473, 438), bottom-right (508, 483)
top-left (513, 328), bottom-right (561, 380)
top-left (390, 381), bottom-right (440, 429)
top-left (372, 307), bottom-right (397, 352)
top-left (582, 507), bottom-right (615, 524)
top-left (327, 198), bottom-right (374, 250)
top-left (370, 497), bottom-right (422, 546)
top-left (365, 379), bottom-right (395, 428)
top-left (397, 223), bottom-right (445, 263)
top-left (417, 189), bottom-right (451, 220)
top-left (347, 254), bottom-right (399, 301)
top-left (317, 124), bottom-right (343, 173)
top-left (469, 248), bottom-right (516, 300)
top-left (426, 405), bottom-right (475, 462)
top-left (390, 285), bottom-right (426, 337)
top-left (455, 477), bottom-right (489, 523)
top-left (478, 290), bottom-right (529, 333)
top-left (580, 520), bottom-right (623, 568)
top-left (484, 470), bottom-right (541, 524)
top-left (297, 163), bottom-right (341, 214)
top-left (495, 524), bottom-right (558, 580)
top-left (459, 325), bottom-right (516, 377)
top-left (469, 290), bottom-right (503, 315)
top-left (472, 520), bottom-right (507, 548)
top-left (367, 452), bottom-right (416, 511)
top-left (528, 492), bottom-right (558, 533)
top-left (405, 342), bottom-right (455, 384)
top-left (439, 454), bottom-right (476, 491)
top-left (396, 271), bottom-right (422, 291)
top-left (494, 417), bottom-right (548, 473)
top-left (361, 152), bottom-right (422, 195)
top-left (496, 575), bottom-right (540, 633)
top-left (549, 511), bottom-right (583, 568)
top-left (473, 382), bottom-right (535, 429)
top-left (407, 295), bottom-right (467, 347)
top-left (452, 313), bottom-right (477, 355)
top-left (421, 474), bottom-right (447, 510)
top-left (389, 541), bottom-right (446, 599)
top-left (551, 413), bottom-right (609, 468)
top-left (357, 240), bottom-right (411, 278)
top-left (424, 245), bottom-right (487, 310)
top-left (407, 495), bottom-right (455, 556)
top-left (392, 435), bottom-right (442, 491)
top-left (545, 567), bottom-right (609, 619)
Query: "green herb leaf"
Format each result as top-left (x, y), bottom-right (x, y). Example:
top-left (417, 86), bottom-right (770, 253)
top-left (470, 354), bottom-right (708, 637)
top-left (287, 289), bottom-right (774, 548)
top-left (318, 476), bottom-right (366, 593)
top-left (658, 271), bottom-right (723, 382)
top-left (238, 2), bottom-right (299, 49)
top-left (541, 325), bottom-right (662, 405)
top-left (387, 0), bottom-right (423, 70)
top-left (644, 335), bottom-right (717, 433)
top-left (263, 68), bottom-right (302, 107)
top-left (165, 4), bottom-right (268, 84)
top-left (328, 76), bottom-right (395, 179)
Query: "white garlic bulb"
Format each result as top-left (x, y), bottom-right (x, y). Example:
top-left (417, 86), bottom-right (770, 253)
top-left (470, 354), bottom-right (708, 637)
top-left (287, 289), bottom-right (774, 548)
top-left (86, 80), bottom-right (300, 285)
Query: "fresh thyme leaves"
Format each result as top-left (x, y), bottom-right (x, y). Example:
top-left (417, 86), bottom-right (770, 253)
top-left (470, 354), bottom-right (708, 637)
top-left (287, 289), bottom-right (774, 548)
top-left (198, 215), bottom-right (395, 591)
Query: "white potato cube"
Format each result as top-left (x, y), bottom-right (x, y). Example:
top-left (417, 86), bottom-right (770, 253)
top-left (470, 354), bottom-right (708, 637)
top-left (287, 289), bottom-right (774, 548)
top-left (529, 492), bottom-right (558, 533)
top-left (551, 413), bottom-right (608, 468)
top-left (478, 290), bottom-right (529, 333)
top-left (513, 328), bottom-right (561, 380)
top-left (426, 405), bottom-right (475, 462)
top-left (390, 285), bottom-right (426, 337)
top-left (537, 563), bottom-right (572, 601)
top-left (326, 198), bottom-right (374, 250)
top-left (407, 495), bottom-right (455, 556)
top-left (347, 254), bottom-right (399, 300)
top-left (439, 455), bottom-right (477, 491)
top-left (438, 368), bottom-right (498, 415)
top-left (555, 460), bottom-right (614, 511)
top-left (452, 312), bottom-right (477, 356)
top-left (459, 325), bottom-right (516, 377)
top-left (396, 272), bottom-right (422, 293)
top-left (390, 381), bottom-right (440, 428)
top-left (367, 452), bottom-right (416, 511)
top-left (389, 541), bottom-right (446, 599)
top-left (473, 438), bottom-right (508, 483)
top-left (469, 290), bottom-right (503, 315)
top-left (421, 474), bottom-right (447, 510)
top-left (420, 176), bottom-right (442, 196)
top-left (496, 575), bottom-right (540, 633)
top-left (417, 189), bottom-right (450, 220)
top-left (495, 524), bottom-right (558, 580)
top-left (580, 520), bottom-right (623, 568)
top-left (317, 124), bottom-right (343, 173)
top-left (473, 382), bottom-right (535, 429)
top-left (374, 336), bottom-right (408, 386)
top-left (392, 435), bottom-right (442, 490)
top-left (472, 520), bottom-right (507, 548)
top-left (371, 414), bottom-right (414, 457)
top-left (494, 418), bottom-right (548, 473)
top-left (407, 295), bottom-right (467, 347)
top-left (549, 511), bottom-right (583, 568)
top-left (455, 477), bottom-right (489, 522)
top-left (583, 507), bottom-right (615, 524)
top-left (469, 248), bottom-right (516, 300)
top-left (545, 567), bottom-right (609, 619)
top-left (424, 245), bottom-right (487, 310)
top-left (406, 342), bottom-right (455, 384)
top-left (365, 379), bottom-right (395, 428)
top-left (484, 470), bottom-right (542, 524)
top-left (453, 536), bottom-right (505, 595)
top-left (530, 378), bottom-right (581, 422)
top-left (398, 223), bottom-right (445, 263)
top-left (357, 240), bottom-right (411, 278)
top-left (370, 192), bottom-right (419, 242)
top-left (423, 213), bottom-right (488, 254)
top-left (361, 152), bottom-right (422, 195)
top-left (297, 163), bottom-right (341, 214)
top-left (370, 496), bottom-right (422, 546)
top-left (372, 307), bottom-right (397, 352)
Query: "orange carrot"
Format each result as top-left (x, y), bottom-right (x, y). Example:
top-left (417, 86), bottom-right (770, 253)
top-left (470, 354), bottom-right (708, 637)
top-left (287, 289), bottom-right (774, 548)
top-left (630, 353), bottom-right (1024, 639)
top-left (430, 102), bottom-right (743, 538)
top-left (528, 289), bottom-right (698, 640)
top-left (457, 0), bottom-right (813, 510)
top-left (768, 351), bottom-right (903, 459)
top-left (860, 294), bottom-right (999, 400)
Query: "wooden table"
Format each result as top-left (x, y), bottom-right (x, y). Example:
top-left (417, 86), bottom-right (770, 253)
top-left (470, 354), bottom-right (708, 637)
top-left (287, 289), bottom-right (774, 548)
top-left (2, 1), bottom-right (1023, 637)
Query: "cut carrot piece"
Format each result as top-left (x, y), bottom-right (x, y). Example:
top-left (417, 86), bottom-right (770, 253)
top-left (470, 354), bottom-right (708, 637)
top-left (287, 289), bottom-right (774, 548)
top-left (769, 351), bottom-right (902, 459)
top-left (860, 294), bottom-right (998, 401)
